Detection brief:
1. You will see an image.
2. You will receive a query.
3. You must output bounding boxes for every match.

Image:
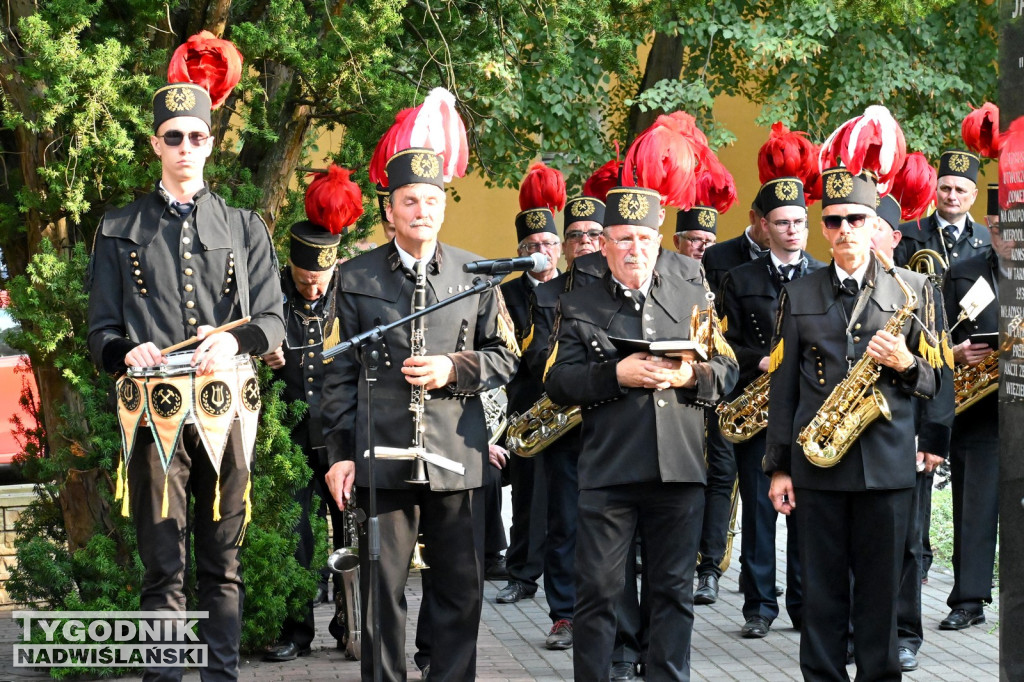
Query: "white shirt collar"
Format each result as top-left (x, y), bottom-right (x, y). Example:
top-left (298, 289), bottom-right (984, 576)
top-left (834, 261), bottom-right (870, 289)
top-left (611, 275), bottom-right (653, 299)
top-left (394, 240), bottom-right (437, 272)
top-left (770, 252), bottom-right (801, 272)
top-left (935, 212), bottom-right (971, 239)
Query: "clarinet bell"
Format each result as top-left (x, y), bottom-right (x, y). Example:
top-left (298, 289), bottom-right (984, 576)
top-left (406, 457), bottom-right (429, 484)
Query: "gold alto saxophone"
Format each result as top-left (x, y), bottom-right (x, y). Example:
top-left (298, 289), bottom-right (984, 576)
top-left (716, 372), bottom-right (770, 443)
top-left (954, 315), bottom-right (1023, 415)
top-left (798, 252), bottom-right (918, 468)
top-left (506, 396), bottom-right (581, 458)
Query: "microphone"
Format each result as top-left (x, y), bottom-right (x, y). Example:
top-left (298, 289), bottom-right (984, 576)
top-left (462, 253), bottom-right (549, 275)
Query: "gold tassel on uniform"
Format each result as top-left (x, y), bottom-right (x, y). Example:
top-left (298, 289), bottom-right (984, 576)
top-left (769, 339), bottom-right (784, 373)
top-left (121, 476), bottom-right (131, 517)
top-left (322, 318), bottom-right (341, 364)
top-left (236, 475), bottom-right (253, 547)
top-left (941, 331), bottom-right (955, 369)
top-left (544, 341), bottom-right (559, 382)
top-left (212, 476), bottom-right (222, 522)
top-left (521, 324), bottom-right (535, 351)
top-left (115, 455), bottom-right (125, 501)
top-left (918, 331), bottom-right (944, 369)
top-left (719, 316), bottom-right (728, 334)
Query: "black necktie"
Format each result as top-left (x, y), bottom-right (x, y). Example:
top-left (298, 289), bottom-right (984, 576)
top-left (173, 201), bottom-right (194, 217)
top-left (779, 264), bottom-right (797, 281)
top-left (942, 225), bottom-right (957, 248)
top-left (840, 277), bottom-right (858, 317)
top-left (623, 287), bottom-right (645, 311)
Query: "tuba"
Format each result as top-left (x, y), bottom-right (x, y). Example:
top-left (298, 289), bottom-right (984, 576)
top-left (506, 396), bottom-right (581, 457)
top-left (954, 315), bottom-right (1023, 414)
top-left (327, 508), bottom-right (362, 660)
top-left (798, 252), bottom-right (918, 467)
top-left (716, 372), bottom-right (770, 443)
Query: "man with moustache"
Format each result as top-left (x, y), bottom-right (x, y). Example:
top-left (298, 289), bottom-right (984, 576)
top-left (765, 168), bottom-right (943, 679)
top-left (719, 177), bottom-right (822, 638)
top-left (940, 183), bottom-right (1005, 633)
top-left (546, 186), bottom-right (738, 681)
top-left (322, 147), bottom-right (519, 681)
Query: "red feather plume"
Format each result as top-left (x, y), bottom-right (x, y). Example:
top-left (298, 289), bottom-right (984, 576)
top-left (804, 158), bottom-right (822, 205)
top-left (167, 31), bottom-right (243, 110)
top-left (583, 159), bottom-right (622, 203)
top-left (819, 105), bottom-right (906, 194)
top-left (888, 152), bottom-right (935, 221)
top-left (305, 165), bottom-right (365, 235)
top-left (758, 122), bottom-right (818, 186)
top-left (519, 163), bottom-right (566, 212)
top-left (622, 112), bottom-right (701, 209)
top-left (695, 149), bottom-right (737, 214)
top-left (368, 108), bottom-right (415, 186)
top-left (961, 103), bottom-right (1001, 159)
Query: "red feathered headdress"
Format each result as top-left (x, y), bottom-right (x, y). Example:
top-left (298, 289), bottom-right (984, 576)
top-left (758, 122), bottom-right (819, 204)
top-left (962, 103), bottom-right (1001, 159)
top-left (888, 152), bottom-right (935, 222)
top-left (167, 30), bottom-right (243, 110)
top-left (583, 158), bottom-right (622, 203)
top-left (622, 112), bottom-right (702, 209)
top-left (367, 88), bottom-right (469, 186)
top-left (519, 163), bottom-right (566, 212)
top-left (695, 148), bottom-right (737, 214)
top-left (819, 105), bottom-right (907, 194)
top-left (305, 165), bottom-right (364, 235)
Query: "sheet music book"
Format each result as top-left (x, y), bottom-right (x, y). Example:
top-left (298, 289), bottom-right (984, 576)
top-left (365, 447), bottom-right (466, 476)
top-left (608, 337), bottom-right (708, 362)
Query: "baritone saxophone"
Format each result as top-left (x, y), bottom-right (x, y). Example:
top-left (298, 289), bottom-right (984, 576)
top-left (798, 252), bottom-right (918, 468)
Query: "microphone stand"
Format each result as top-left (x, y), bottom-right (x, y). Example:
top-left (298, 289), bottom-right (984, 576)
top-left (322, 273), bottom-right (504, 682)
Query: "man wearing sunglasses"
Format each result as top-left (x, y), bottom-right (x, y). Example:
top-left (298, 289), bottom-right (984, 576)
top-left (546, 186), bottom-right (738, 681)
top-left (764, 168), bottom-right (944, 680)
top-left (88, 81), bottom-right (285, 681)
top-left (719, 177), bottom-right (823, 640)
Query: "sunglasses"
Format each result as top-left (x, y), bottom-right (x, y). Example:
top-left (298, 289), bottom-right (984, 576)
top-left (157, 130), bottom-right (211, 147)
top-left (822, 213), bottom-right (869, 230)
top-left (565, 229), bottom-right (604, 241)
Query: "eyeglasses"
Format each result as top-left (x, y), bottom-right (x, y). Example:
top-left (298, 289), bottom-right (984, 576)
top-left (565, 229), bottom-right (603, 241)
top-left (822, 213), bottom-right (869, 230)
top-left (680, 235), bottom-right (716, 247)
top-left (521, 241), bottom-right (560, 253)
top-left (157, 130), bottom-right (211, 147)
top-left (770, 219), bottom-right (808, 231)
top-left (605, 235), bottom-right (661, 250)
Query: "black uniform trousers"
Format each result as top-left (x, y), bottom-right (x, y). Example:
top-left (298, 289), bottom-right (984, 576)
top-left (281, 444), bottom-right (344, 649)
top-left (696, 413), bottom-right (737, 577)
top-left (735, 434), bottom-right (801, 624)
top-left (505, 453), bottom-right (547, 590)
top-left (356, 486), bottom-right (483, 682)
top-left (611, 529), bottom-right (648, 667)
top-left (128, 423), bottom-right (248, 682)
top-left (896, 471), bottom-right (928, 653)
top-left (947, 429), bottom-right (1000, 611)
top-left (795, 487), bottom-right (912, 682)
top-left (541, 436), bottom-right (579, 622)
top-left (574, 482), bottom-right (703, 682)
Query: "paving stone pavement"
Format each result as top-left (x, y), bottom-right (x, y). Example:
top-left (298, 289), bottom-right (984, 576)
top-left (0, 498), bottom-right (1000, 680)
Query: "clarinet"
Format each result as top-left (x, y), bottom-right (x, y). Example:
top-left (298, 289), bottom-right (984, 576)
top-left (407, 259), bottom-right (429, 484)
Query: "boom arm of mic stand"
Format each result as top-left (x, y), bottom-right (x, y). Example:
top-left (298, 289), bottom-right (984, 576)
top-left (322, 274), bottom-right (505, 361)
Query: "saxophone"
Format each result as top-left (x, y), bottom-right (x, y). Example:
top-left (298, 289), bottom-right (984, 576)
top-left (798, 252), bottom-right (918, 468)
top-left (506, 396), bottom-right (581, 457)
top-left (716, 372), bottom-right (770, 443)
top-left (327, 508), bottom-right (362, 660)
top-left (953, 315), bottom-right (1022, 415)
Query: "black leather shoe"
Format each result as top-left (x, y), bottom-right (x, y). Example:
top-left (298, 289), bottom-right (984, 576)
top-left (263, 641), bottom-right (311, 661)
top-left (610, 661), bottom-right (637, 680)
top-left (741, 615), bottom-right (771, 638)
top-left (485, 556), bottom-right (509, 581)
top-left (940, 608), bottom-right (985, 630)
top-left (898, 646), bottom-right (918, 672)
top-left (496, 581), bottom-right (536, 604)
top-left (693, 573), bottom-right (719, 605)
top-left (545, 619), bottom-right (573, 649)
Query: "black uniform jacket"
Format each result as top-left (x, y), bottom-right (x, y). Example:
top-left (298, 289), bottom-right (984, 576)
top-left (274, 267), bottom-right (338, 455)
top-left (702, 232), bottom-right (755, 292)
top-left (501, 274), bottom-right (546, 418)
top-left (321, 241), bottom-right (519, 491)
top-left (88, 186), bottom-right (284, 374)
top-left (944, 250), bottom-right (999, 427)
top-left (719, 252), bottom-right (825, 392)
top-left (895, 213), bottom-right (991, 270)
top-left (544, 262), bottom-right (738, 490)
top-left (764, 259), bottom-right (941, 491)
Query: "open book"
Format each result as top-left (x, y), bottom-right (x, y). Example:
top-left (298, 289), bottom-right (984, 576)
top-left (608, 337), bottom-right (708, 362)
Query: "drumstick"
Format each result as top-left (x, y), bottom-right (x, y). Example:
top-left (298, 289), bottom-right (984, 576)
top-left (160, 316), bottom-right (252, 354)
